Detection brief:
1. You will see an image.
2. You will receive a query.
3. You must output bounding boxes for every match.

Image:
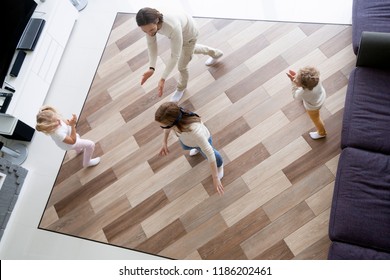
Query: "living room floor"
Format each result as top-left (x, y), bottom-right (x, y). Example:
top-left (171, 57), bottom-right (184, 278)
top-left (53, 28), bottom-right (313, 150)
top-left (0, 0), bottom-right (352, 259)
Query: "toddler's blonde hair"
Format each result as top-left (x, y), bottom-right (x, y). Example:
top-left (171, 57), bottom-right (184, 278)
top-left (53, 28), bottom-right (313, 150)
top-left (35, 105), bottom-right (62, 134)
top-left (297, 66), bottom-right (320, 90)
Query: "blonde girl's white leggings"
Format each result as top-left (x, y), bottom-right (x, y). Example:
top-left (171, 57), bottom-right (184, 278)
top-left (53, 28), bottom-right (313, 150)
top-left (72, 136), bottom-right (95, 167)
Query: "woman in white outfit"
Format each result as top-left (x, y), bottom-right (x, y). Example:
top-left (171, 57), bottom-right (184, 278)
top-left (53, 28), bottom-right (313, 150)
top-left (155, 102), bottom-right (224, 195)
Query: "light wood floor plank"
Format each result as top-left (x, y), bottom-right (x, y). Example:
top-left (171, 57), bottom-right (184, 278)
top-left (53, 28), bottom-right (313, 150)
top-left (242, 136), bottom-right (312, 188)
top-left (89, 161), bottom-right (153, 213)
top-left (78, 137), bottom-right (139, 185)
top-left (262, 165), bottom-right (334, 221)
top-left (142, 184), bottom-right (209, 238)
top-left (198, 207), bottom-right (270, 260)
top-left (245, 27), bottom-right (306, 72)
top-left (241, 202), bottom-right (315, 259)
top-left (180, 177), bottom-right (250, 232)
top-left (253, 240), bottom-right (294, 260)
top-left (136, 219), bottom-right (187, 255)
top-left (293, 235), bottom-right (331, 260)
top-left (224, 110), bottom-right (289, 161)
top-left (306, 182), bottom-right (335, 216)
top-left (206, 85), bottom-right (270, 135)
top-left (126, 156), bottom-right (192, 207)
top-left (325, 154), bottom-right (340, 176)
top-left (284, 208), bottom-right (331, 256)
top-left (262, 112), bottom-right (317, 155)
top-left (103, 189), bottom-right (169, 244)
top-left (227, 21), bottom-right (275, 49)
top-left (40, 205), bottom-right (59, 228)
top-left (159, 214), bottom-right (228, 259)
top-left (221, 171), bottom-right (291, 227)
top-left (281, 25), bottom-right (348, 65)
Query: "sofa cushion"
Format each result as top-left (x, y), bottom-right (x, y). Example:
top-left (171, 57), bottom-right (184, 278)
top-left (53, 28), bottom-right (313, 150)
top-left (329, 147), bottom-right (390, 253)
top-left (352, 0), bottom-right (390, 54)
top-left (356, 31), bottom-right (390, 69)
top-left (328, 241), bottom-right (390, 260)
top-left (341, 67), bottom-right (390, 154)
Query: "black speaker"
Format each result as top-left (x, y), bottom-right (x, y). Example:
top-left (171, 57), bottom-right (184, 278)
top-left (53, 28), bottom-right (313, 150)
top-left (0, 91), bottom-right (13, 113)
top-left (17, 18), bottom-right (46, 51)
top-left (1, 119), bottom-right (35, 142)
top-left (10, 51), bottom-right (26, 77)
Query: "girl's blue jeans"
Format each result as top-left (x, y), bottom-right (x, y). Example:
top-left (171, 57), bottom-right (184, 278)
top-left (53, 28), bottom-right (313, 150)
top-left (179, 137), bottom-right (223, 167)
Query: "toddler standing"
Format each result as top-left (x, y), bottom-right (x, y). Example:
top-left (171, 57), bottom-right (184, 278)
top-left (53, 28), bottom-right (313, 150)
top-left (287, 66), bottom-right (327, 139)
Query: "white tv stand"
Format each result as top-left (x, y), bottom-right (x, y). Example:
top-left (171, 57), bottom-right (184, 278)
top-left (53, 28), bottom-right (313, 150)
top-left (1, 0), bottom-right (78, 130)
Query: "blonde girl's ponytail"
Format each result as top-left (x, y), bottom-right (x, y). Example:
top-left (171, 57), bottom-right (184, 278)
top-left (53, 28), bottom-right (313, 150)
top-left (35, 105), bottom-right (61, 134)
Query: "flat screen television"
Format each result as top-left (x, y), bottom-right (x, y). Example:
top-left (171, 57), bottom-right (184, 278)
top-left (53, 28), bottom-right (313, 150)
top-left (0, 0), bottom-right (38, 89)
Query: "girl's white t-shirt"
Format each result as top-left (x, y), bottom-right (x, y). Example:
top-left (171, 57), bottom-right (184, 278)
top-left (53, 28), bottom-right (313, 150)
top-left (50, 120), bottom-right (73, 151)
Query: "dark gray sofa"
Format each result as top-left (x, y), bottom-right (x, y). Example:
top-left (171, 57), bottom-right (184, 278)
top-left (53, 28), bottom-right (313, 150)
top-left (328, 0), bottom-right (390, 260)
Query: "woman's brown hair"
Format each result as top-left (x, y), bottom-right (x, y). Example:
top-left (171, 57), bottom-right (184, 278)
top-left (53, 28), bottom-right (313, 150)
top-left (155, 102), bottom-right (201, 132)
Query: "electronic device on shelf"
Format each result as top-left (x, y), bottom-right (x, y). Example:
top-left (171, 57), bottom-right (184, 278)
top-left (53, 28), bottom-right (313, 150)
top-left (1, 0), bottom-right (38, 89)
top-left (3, 82), bottom-right (15, 93)
top-left (0, 91), bottom-right (13, 113)
top-left (9, 51), bottom-right (27, 77)
top-left (17, 18), bottom-right (46, 51)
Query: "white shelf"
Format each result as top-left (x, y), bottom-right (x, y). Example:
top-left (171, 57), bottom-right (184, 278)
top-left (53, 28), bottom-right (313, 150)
top-left (2, 0), bottom-right (78, 128)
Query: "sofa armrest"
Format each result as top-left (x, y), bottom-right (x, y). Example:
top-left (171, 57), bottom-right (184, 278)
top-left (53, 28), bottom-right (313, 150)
top-left (356, 31), bottom-right (390, 69)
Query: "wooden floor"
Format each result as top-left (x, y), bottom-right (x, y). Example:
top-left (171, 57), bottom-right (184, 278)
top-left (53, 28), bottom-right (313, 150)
top-left (39, 13), bottom-right (356, 260)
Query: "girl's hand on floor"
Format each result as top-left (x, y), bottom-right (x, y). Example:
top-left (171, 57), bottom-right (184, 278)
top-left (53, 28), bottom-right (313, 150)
top-left (213, 178), bottom-right (224, 196)
top-left (159, 143), bottom-right (169, 156)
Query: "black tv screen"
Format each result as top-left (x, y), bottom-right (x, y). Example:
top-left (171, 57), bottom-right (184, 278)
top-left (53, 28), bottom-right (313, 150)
top-left (0, 0), bottom-right (37, 88)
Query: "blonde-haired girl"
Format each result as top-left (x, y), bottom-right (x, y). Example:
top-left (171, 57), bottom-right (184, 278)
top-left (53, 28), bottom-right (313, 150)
top-left (36, 105), bottom-right (100, 167)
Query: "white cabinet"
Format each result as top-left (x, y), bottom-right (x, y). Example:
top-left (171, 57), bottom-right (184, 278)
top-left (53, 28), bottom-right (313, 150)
top-left (2, 0), bottom-right (78, 128)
